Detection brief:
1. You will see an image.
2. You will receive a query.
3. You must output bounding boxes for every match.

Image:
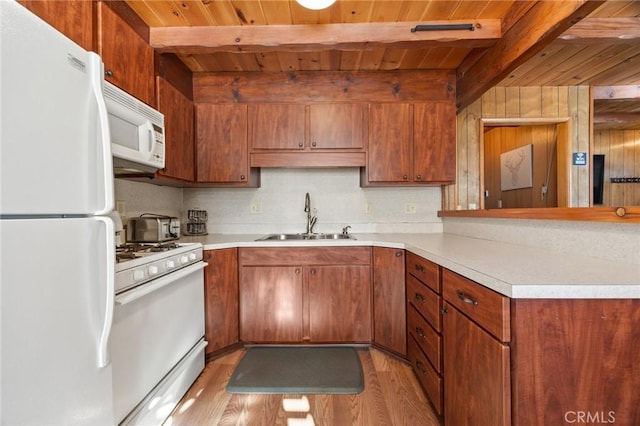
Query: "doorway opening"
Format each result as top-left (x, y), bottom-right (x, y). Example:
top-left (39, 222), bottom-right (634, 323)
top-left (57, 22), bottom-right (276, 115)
top-left (480, 118), bottom-right (572, 209)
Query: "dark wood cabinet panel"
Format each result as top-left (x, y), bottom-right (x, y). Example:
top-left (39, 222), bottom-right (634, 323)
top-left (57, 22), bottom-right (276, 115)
top-left (373, 247), bottom-right (406, 356)
top-left (157, 78), bottom-right (194, 182)
top-left (239, 266), bottom-right (303, 343)
top-left (203, 249), bottom-right (239, 356)
top-left (309, 104), bottom-right (366, 149)
top-left (406, 252), bottom-right (441, 293)
top-left (98, 3), bottom-right (154, 106)
top-left (407, 274), bottom-right (441, 332)
top-left (249, 104), bottom-right (305, 150)
top-left (196, 104), bottom-right (253, 184)
top-left (407, 304), bottom-right (441, 373)
top-left (511, 299), bottom-right (640, 426)
top-left (413, 102), bottom-right (456, 183)
top-left (443, 301), bottom-right (511, 426)
top-left (367, 103), bottom-right (412, 183)
top-left (19, 0), bottom-right (94, 51)
top-left (308, 265), bottom-right (372, 342)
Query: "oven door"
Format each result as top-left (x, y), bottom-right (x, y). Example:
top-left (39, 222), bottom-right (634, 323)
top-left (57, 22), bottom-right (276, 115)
top-left (111, 261), bottom-right (206, 424)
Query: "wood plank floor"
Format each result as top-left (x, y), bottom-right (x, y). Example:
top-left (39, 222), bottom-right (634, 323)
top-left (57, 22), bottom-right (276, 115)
top-left (164, 347), bottom-right (441, 426)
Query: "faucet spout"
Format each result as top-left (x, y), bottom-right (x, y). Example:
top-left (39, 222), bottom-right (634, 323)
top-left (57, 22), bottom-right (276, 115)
top-left (304, 192), bottom-right (317, 234)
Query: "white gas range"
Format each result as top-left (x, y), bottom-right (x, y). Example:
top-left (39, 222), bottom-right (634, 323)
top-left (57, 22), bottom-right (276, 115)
top-left (112, 241), bottom-right (207, 425)
top-left (115, 242), bottom-right (203, 293)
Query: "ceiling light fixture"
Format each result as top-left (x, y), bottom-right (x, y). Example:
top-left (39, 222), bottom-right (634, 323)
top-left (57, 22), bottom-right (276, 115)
top-left (295, 0), bottom-right (337, 10)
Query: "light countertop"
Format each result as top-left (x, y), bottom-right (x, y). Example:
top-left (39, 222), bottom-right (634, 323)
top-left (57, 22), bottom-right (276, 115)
top-left (180, 233), bottom-right (640, 299)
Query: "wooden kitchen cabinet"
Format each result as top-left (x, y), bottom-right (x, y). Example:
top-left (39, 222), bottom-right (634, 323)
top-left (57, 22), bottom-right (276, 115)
top-left (156, 77), bottom-right (194, 182)
top-left (442, 269), bottom-right (510, 426)
top-left (372, 247), bottom-right (406, 356)
top-left (196, 104), bottom-right (259, 186)
top-left (203, 249), bottom-right (240, 357)
top-left (363, 102), bottom-right (456, 186)
top-left (249, 103), bottom-right (367, 167)
top-left (19, 0), bottom-right (94, 51)
top-left (238, 247), bottom-right (372, 344)
top-left (405, 252), bottom-right (444, 415)
top-left (97, 2), bottom-right (155, 107)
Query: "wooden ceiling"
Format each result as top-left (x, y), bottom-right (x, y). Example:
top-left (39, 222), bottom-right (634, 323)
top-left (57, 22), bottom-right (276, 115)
top-left (127, 0), bottom-right (640, 127)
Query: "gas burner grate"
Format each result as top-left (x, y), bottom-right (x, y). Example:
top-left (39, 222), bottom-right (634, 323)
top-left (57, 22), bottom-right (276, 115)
top-left (116, 252), bottom-right (139, 263)
top-left (150, 242), bottom-right (181, 252)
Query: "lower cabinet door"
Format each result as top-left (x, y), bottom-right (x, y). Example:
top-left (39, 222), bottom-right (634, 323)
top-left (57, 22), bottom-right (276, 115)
top-left (443, 302), bottom-right (511, 426)
top-left (307, 265), bottom-right (372, 342)
top-left (239, 266), bottom-right (303, 342)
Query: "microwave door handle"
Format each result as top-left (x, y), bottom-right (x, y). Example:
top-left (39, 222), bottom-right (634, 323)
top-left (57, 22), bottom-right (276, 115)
top-left (148, 127), bottom-right (154, 153)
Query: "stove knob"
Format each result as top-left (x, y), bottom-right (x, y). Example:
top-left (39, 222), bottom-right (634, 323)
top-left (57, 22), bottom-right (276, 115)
top-left (133, 269), bottom-right (145, 281)
top-left (166, 260), bottom-right (176, 269)
top-left (148, 265), bottom-right (159, 276)
top-left (180, 255), bottom-right (189, 264)
top-left (188, 253), bottom-right (197, 261)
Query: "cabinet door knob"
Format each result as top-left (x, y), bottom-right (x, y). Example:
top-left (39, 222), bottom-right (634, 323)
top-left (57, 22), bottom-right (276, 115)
top-left (395, 251), bottom-right (403, 257)
top-left (403, 175), bottom-right (408, 180)
top-left (310, 269), bottom-right (316, 275)
top-left (105, 69), bottom-right (114, 77)
top-left (311, 141), bottom-right (317, 147)
top-left (416, 174), bottom-right (422, 180)
top-left (295, 268), bottom-right (301, 274)
top-left (240, 174), bottom-right (246, 180)
top-left (298, 142), bottom-right (304, 148)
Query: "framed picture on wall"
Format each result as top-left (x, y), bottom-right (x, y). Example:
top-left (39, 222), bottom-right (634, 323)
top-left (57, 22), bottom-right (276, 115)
top-left (500, 144), bottom-right (533, 191)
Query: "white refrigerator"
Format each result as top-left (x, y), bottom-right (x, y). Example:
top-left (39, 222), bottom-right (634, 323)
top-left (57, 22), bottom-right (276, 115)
top-left (1, 1), bottom-right (116, 424)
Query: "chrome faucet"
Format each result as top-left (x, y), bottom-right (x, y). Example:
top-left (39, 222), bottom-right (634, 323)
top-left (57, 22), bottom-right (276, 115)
top-left (304, 192), bottom-right (317, 234)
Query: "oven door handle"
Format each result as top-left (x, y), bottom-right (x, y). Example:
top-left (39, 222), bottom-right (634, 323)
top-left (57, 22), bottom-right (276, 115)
top-left (115, 261), bottom-right (208, 306)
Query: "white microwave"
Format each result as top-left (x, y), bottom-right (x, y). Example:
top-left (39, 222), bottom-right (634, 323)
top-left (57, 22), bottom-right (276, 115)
top-left (103, 81), bottom-right (165, 174)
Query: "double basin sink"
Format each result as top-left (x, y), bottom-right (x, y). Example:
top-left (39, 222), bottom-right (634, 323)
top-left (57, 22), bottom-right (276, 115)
top-left (256, 233), bottom-right (356, 241)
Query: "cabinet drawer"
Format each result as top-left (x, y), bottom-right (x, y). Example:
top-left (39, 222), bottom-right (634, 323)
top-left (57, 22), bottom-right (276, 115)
top-left (407, 274), bottom-right (441, 332)
top-left (406, 252), bottom-right (440, 293)
top-left (443, 269), bottom-right (510, 342)
top-left (407, 304), bottom-right (441, 373)
top-left (408, 334), bottom-right (443, 415)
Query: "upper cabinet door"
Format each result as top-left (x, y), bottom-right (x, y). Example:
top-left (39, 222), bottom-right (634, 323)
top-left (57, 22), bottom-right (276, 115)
top-left (18, 0), bottom-right (94, 51)
top-left (157, 78), bottom-right (194, 182)
top-left (98, 3), bottom-right (154, 106)
top-left (309, 104), bottom-right (366, 149)
top-left (413, 102), bottom-right (456, 183)
top-left (196, 104), bottom-right (249, 183)
top-left (367, 103), bottom-right (412, 183)
top-left (249, 104), bottom-right (305, 150)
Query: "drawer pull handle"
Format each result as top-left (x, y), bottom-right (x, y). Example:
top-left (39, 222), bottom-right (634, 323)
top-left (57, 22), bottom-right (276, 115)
top-left (457, 291), bottom-right (478, 306)
top-left (415, 264), bottom-right (425, 272)
top-left (415, 327), bottom-right (425, 338)
top-left (416, 360), bottom-right (427, 375)
top-left (414, 293), bottom-right (425, 303)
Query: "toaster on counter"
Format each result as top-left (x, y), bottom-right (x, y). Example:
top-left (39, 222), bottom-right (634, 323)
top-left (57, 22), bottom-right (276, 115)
top-left (126, 216), bottom-right (181, 243)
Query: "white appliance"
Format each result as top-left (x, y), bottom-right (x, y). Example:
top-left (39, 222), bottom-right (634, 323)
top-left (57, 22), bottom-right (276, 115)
top-left (1, 3), bottom-right (206, 425)
top-left (104, 80), bottom-right (165, 174)
top-left (113, 242), bottom-right (207, 425)
top-left (0, 1), bottom-right (115, 424)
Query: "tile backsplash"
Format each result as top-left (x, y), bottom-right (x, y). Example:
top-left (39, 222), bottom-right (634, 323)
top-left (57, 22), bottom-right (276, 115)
top-left (183, 169), bottom-right (443, 234)
top-left (115, 169), bottom-right (444, 235)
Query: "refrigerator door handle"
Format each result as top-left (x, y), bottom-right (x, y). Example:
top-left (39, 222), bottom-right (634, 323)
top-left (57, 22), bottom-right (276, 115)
top-left (95, 216), bottom-right (115, 368)
top-left (89, 52), bottom-right (114, 215)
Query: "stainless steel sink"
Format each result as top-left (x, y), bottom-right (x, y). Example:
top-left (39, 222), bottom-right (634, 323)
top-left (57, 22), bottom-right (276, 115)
top-left (256, 233), bottom-right (356, 241)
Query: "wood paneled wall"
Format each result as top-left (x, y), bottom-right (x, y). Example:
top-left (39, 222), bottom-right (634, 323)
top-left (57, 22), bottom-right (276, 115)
top-left (444, 86), bottom-right (591, 210)
top-left (484, 125), bottom-right (558, 209)
top-left (593, 129), bottom-right (640, 206)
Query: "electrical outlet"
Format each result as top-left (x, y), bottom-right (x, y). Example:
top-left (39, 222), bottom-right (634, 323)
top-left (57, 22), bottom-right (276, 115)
top-left (404, 203), bottom-right (417, 214)
top-left (364, 201), bottom-right (372, 215)
top-left (116, 200), bottom-right (126, 217)
top-left (250, 201), bottom-right (262, 214)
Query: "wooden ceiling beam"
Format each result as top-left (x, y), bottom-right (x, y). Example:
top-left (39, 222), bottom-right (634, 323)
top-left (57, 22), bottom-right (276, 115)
top-left (558, 17), bottom-right (640, 43)
top-left (149, 19), bottom-right (501, 54)
top-left (593, 112), bottom-right (640, 126)
top-left (593, 85), bottom-right (640, 100)
top-left (456, 1), bottom-right (605, 112)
